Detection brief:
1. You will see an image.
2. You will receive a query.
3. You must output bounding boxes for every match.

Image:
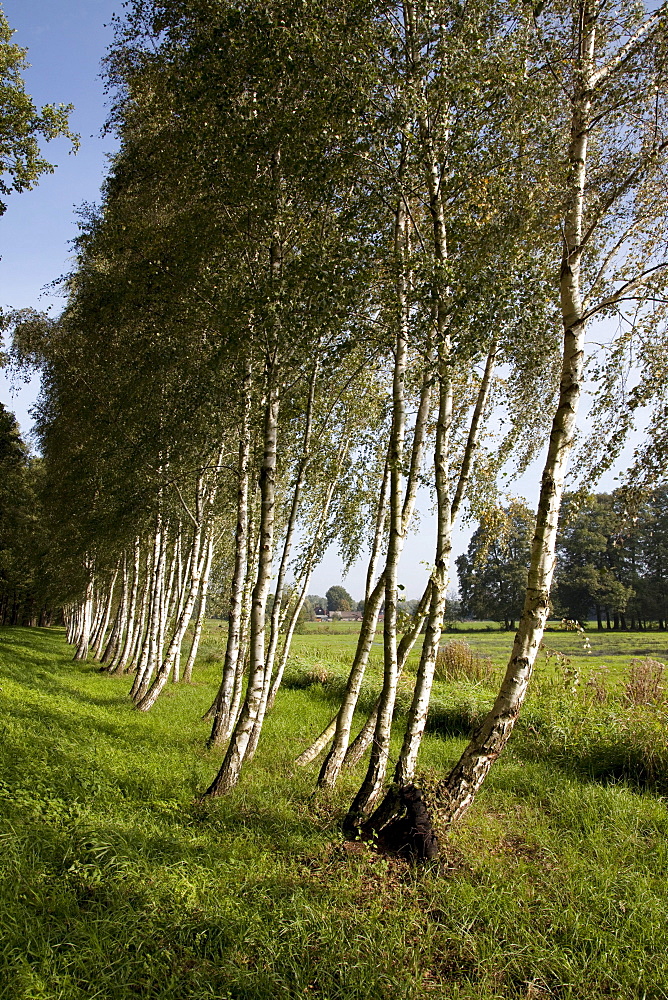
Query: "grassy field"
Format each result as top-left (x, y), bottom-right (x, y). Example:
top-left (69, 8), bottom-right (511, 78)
top-left (1, 623), bottom-right (668, 999)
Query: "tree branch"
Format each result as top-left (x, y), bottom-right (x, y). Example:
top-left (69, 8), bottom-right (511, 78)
top-left (590, 4), bottom-right (668, 90)
top-left (581, 262), bottom-right (668, 323)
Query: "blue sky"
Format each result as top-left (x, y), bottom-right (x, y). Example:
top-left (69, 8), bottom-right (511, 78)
top-left (1, 0), bottom-right (121, 431)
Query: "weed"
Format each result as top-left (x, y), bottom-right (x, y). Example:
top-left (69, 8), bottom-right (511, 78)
top-left (434, 640), bottom-right (495, 686)
top-left (584, 665), bottom-right (609, 704)
top-left (623, 656), bottom-right (666, 707)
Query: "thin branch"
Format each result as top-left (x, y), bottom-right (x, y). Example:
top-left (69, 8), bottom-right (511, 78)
top-left (170, 480), bottom-right (198, 528)
top-left (576, 139), bottom-right (668, 255)
top-left (451, 340), bottom-right (498, 523)
top-left (583, 217), bottom-right (650, 309)
top-left (581, 262), bottom-right (668, 323)
top-left (591, 3), bottom-right (668, 90)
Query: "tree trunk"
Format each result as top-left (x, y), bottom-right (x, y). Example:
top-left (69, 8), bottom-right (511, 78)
top-left (130, 519), bottom-right (165, 700)
top-left (203, 367), bottom-right (280, 796)
top-left (208, 360), bottom-right (252, 743)
top-left (92, 562), bottom-right (119, 660)
top-left (343, 192), bottom-right (409, 816)
top-left (74, 560), bottom-right (95, 661)
top-left (103, 557), bottom-right (129, 667)
top-left (183, 531), bottom-right (215, 683)
top-left (343, 577), bottom-right (434, 770)
top-left (116, 537), bottom-right (141, 673)
top-left (136, 488), bottom-right (205, 711)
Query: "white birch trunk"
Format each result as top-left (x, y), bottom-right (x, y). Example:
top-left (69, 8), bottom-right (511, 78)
top-left (74, 560), bottom-right (95, 661)
top-left (135, 484), bottom-right (205, 711)
top-left (183, 531), bottom-right (214, 683)
top-left (103, 557), bottom-right (128, 667)
top-left (390, 341), bottom-right (497, 786)
top-left (247, 357), bottom-right (318, 755)
top-left (92, 563), bottom-right (119, 660)
top-left (343, 576), bottom-right (435, 770)
top-left (130, 518), bottom-right (164, 700)
top-left (425, 5), bottom-right (594, 833)
top-left (116, 537), bottom-right (141, 673)
top-left (204, 369), bottom-right (280, 796)
top-left (127, 547), bottom-right (152, 683)
top-left (208, 361), bottom-right (252, 744)
top-left (344, 193), bottom-right (409, 815)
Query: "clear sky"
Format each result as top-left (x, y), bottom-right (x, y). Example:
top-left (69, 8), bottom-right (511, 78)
top-left (1, 0), bottom-right (121, 431)
top-left (0, 1), bottom-right (641, 602)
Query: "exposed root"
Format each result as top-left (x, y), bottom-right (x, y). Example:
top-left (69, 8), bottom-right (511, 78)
top-left (348, 783), bottom-right (440, 861)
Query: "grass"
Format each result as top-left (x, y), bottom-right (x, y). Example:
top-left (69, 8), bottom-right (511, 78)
top-left (1, 623), bottom-right (668, 998)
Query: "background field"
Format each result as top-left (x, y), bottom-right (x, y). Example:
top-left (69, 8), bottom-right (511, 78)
top-left (1, 623), bottom-right (668, 999)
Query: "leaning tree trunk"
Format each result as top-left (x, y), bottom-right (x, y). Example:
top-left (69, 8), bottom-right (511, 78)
top-left (208, 359), bottom-right (252, 744)
top-left (244, 357), bottom-right (319, 761)
top-left (265, 450), bottom-right (345, 715)
top-left (370, 339), bottom-right (496, 802)
top-left (247, 427), bottom-right (351, 756)
top-left (74, 559), bottom-right (95, 661)
top-left (102, 556), bottom-right (129, 667)
top-left (343, 192), bottom-right (410, 816)
top-left (183, 531), bottom-right (215, 683)
top-left (114, 537), bottom-right (141, 674)
top-left (92, 561), bottom-right (120, 660)
top-left (314, 206), bottom-right (433, 790)
top-left (343, 576), bottom-right (435, 770)
top-left (127, 547), bottom-right (151, 679)
top-left (203, 366), bottom-right (280, 797)
top-left (130, 518), bottom-right (165, 700)
top-left (135, 483), bottom-right (206, 711)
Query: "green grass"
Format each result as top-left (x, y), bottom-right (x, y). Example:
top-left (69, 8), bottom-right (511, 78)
top-left (2, 624), bottom-right (668, 998)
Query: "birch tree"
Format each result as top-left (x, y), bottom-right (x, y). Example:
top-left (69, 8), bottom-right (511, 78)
top-left (358, 0), bottom-right (668, 857)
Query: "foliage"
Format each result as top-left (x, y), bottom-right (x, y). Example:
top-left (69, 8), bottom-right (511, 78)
top-left (556, 488), bottom-right (668, 630)
top-left (456, 502), bottom-right (534, 630)
top-left (623, 657), bottom-right (666, 708)
top-left (0, 404), bottom-right (56, 624)
top-left (325, 585), bottom-right (355, 613)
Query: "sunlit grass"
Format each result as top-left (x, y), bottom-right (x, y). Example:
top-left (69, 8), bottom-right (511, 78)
top-left (1, 624), bottom-right (668, 999)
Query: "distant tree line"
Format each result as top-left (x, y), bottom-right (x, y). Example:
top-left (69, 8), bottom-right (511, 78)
top-left (556, 491), bottom-right (668, 631)
top-left (457, 491), bottom-right (668, 631)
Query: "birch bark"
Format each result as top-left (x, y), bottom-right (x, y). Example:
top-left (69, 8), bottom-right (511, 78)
top-left (343, 194), bottom-right (410, 815)
top-left (103, 555), bottom-right (129, 668)
top-left (203, 368), bottom-right (280, 796)
top-left (135, 480), bottom-right (206, 710)
top-left (208, 360), bottom-right (252, 744)
top-left (183, 531), bottom-right (214, 682)
top-left (73, 559), bottom-right (95, 661)
top-left (115, 537), bottom-right (141, 674)
top-left (92, 562), bottom-right (119, 660)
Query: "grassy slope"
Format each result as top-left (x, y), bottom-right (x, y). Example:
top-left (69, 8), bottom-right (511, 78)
top-left (1, 624), bottom-right (668, 999)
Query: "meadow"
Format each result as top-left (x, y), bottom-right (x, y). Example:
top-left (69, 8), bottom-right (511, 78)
top-left (1, 622), bottom-right (668, 999)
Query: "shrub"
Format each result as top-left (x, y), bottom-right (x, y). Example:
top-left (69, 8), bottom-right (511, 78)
top-left (434, 640), bottom-right (494, 685)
